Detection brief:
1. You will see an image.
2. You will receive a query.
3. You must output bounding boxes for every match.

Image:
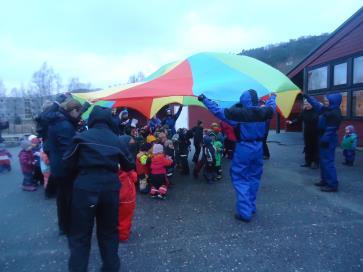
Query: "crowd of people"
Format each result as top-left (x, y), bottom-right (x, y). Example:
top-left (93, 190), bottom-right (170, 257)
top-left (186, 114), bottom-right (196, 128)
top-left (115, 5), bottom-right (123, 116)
top-left (0, 90), bottom-right (360, 271)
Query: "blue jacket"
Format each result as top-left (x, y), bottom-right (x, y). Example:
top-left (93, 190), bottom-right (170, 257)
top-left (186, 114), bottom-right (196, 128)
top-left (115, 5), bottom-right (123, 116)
top-left (306, 94), bottom-right (342, 144)
top-left (47, 109), bottom-right (78, 178)
top-left (162, 106), bottom-right (183, 135)
top-left (203, 91), bottom-right (276, 142)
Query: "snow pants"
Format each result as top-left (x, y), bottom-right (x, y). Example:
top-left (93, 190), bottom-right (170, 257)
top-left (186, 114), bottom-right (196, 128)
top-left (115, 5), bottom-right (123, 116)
top-left (230, 141), bottom-right (263, 221)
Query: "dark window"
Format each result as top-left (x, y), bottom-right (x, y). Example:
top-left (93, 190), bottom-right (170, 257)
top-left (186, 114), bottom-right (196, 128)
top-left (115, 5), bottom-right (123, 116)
top-left (333, 63), bottom-right (347, 85)
top-left (352, 90), bottom-right (363, 117)
top-left (308, 66), bottom-right (328, 90)
top-left (353, 56), bottom-right (363, 84)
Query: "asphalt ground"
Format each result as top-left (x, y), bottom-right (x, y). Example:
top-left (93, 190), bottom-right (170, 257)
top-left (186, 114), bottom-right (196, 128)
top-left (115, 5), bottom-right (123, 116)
top-left (0, 132), bottom-right (362, 272)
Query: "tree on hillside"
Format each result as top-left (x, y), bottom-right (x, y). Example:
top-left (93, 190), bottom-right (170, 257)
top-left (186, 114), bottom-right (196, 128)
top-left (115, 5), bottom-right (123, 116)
top-left (0, 79), bottom-right (6, 97)
top-left (67, 77), bottom-right (92, 92)
top-left (31, 62), bottom-right (62, 97)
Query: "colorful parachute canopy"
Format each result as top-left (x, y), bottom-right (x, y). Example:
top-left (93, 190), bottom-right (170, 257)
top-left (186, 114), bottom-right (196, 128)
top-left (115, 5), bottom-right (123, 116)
top-left (73, 52), bottom-right (300, 118)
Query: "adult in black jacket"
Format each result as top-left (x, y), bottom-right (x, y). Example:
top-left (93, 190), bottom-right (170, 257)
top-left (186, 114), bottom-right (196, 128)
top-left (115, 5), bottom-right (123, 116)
top-left (192, 120), bottom-right (204, 163)
top-left (47, 99), bottom-right (83, 235)
top-left (177, 128), bottom-right (193, 175)
top-left (287, 99), bottom-right (319, 168)
top-left (0, 117), bottom-right (9, 143)
top-left (64, 106), bottom-right (133, 272)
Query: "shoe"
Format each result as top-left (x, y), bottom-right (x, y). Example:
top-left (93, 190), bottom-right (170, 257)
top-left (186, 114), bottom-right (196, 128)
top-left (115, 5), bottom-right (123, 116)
top-left (263, 156), bottom-right (270, 160)
top-left (320, 186), bottom-right (338, 192)
top-left (314, 181), bottom-right (327, 187)
top-left (157, 194), bottom-right (166, 200)
top-left (234, 214), bottom-right (251, 223)
top-left (215, 175), bottom-right (222, 180)
top-left (22, 185), bottom-right (37, 191)
top-left (310, 163), bottom-right (319, 169)
top-left (300, 164), bottom-right (310, 167)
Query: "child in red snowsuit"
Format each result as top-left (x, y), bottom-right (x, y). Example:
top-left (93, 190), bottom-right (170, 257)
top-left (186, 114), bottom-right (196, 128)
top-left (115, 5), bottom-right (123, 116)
top-left (136, 143), bottom-right (151, 193)
top-left (118, 170), bottom-right (138, 242)
top-left (149, 143), bottom-right (173, 199)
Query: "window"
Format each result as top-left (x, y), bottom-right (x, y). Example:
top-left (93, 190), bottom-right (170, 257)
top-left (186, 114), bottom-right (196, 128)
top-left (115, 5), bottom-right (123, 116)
top-left (333, 63), bottom-right (347, 85)
top-left (353, 56), bottom-right (363, 84)
top-left (308, 66), bottom-right (328, 90)
top-left (352, 90), bottom-right (363, 117)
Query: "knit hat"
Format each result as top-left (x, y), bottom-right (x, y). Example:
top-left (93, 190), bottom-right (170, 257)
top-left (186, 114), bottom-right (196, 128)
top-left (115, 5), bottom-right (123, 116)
top-left (60, 98), bottom-right (82, 112)
top-left (20, 140), bottom-right (32, 150)
top-left (146, 134), bottom-right (157, 144)
top-left (345, 125), bottom-right (355, 133)
top-left (28, 135), bottom-right (37, 142)
top-left (211, 122), bottom-right (219, 128)
top-left (152, 143), bottom-right (164, 154)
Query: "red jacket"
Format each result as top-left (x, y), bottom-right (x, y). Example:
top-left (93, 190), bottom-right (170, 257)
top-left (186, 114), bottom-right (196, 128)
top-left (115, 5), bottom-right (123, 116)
top-left (135, 152), bottom-right (150, 176)
top-left (118, 170), bottom-right (137, 204)
top-left (220, 121), bottom-right (237, 142)
top-left (0, 150), bottom-right (11, 165)
top-left (18, 150), bottom-right (34, 173)
top-left (150, 154), bottom-right (173, 175)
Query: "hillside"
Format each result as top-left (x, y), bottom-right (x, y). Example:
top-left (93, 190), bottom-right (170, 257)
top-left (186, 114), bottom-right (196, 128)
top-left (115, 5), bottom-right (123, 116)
top-left (238, 33), bottom-right (330, 73)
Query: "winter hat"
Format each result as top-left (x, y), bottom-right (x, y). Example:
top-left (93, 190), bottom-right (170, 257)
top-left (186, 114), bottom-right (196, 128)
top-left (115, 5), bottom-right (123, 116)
top-left (60, 98), bottom-right (82, 112)
top-left (208, 131), bottom-right (216, 138)
top-left (152, 143), bottom-right (164, 155)
top-left (31, 137), bottom-right (40, 145)
top-left (20, 140), bottom-right (32, 150)
top-left (146, 134), bottom-right (157, 144)
top-left (28, 135), bottom-right (37, 142)
top-left (140, 143), bottom-right (152, 152)
top-left (345, 125), bottom-right (355, 134)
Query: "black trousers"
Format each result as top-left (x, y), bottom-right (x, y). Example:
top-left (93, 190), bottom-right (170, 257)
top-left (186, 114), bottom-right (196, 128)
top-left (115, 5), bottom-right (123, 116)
top-left (180, 153), bottom-right (189, 175)
top-left (304, 133), bottom-right (319, 165)
top-left (68, 188), bottom-right (120, 272)
top-left (192, 144), bottom-right (202, 163)
top-left (262, 137), bottom-right (270, 158)
top-left (54, 177), bottom-right (73, 234)
top-left (45, 174), bottom-right (57, 198)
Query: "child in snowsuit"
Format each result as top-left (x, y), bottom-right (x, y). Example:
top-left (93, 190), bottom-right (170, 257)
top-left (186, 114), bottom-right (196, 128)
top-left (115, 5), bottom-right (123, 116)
top-left (209, 132), bottom-right (223, 180)
top-left (202, 135), bottom-right (217, 183)
top-left (136, 143), bottom-right (151, 193)
top-left (164, 140), bottom-right (175, 180)
top-left (149, 144), bottom-right (173, 199)
top-left (29, 135), bottom-right (43, 185)
top-left (0, 143), bottom-right (12, 173)
top-left (40, 146), bottom-right (51, 188)
top-left (18, 140), bottom-right (36, 191)
top-left (342, 125), bottom-right (358, 166)
top-left (118, 170), bottom-right (138, 242)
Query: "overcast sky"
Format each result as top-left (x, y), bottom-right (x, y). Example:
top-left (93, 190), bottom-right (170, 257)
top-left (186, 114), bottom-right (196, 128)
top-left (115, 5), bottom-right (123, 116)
top-left (0, 0), bottom-right (362, 90)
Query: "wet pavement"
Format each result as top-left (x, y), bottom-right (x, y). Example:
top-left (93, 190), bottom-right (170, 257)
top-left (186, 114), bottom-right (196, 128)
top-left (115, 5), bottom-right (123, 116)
top-left (0, 132), bottom-right (362, 272)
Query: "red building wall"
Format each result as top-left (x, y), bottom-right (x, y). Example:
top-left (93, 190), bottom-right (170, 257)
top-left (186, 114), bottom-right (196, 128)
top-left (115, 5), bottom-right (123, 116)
top-left (188, 106), bottom-right (219, 128)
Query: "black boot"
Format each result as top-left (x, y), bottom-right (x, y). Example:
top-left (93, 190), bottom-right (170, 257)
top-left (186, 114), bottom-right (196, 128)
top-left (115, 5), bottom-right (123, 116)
top-left (314, 181), bottom-right (327, 187)
top-left (320, 186), bottom-right (338, 192)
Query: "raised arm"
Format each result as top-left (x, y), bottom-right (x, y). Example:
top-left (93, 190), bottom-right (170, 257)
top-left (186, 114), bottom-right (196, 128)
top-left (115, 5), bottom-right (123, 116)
top-left (304, 94), bottom-right (323, 114)
top-left (174, 105), bottom-right (183, 121)
top-left (199, 96), bottom-right (237, 127)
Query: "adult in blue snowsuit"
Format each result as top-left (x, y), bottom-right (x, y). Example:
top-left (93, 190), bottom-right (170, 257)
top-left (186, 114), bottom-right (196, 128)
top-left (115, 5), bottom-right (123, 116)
top-left (199, 90), bottom-right (276, 222)
top-left (162, 106), bottom-right (183, 136)
top-left (304, 93), bottom-right (342, 192)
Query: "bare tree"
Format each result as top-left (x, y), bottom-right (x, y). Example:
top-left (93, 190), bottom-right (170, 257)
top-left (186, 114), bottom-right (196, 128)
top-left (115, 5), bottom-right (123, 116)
top-left (31, 62), bottom-right (62, 97)
top-left (67, 77), bottom-right (92, 91)
top-left (128, 71), bottom-right (145, 83)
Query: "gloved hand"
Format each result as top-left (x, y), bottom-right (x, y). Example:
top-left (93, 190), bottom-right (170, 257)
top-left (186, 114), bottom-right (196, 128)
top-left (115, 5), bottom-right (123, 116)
top-left (198, 94), bottom-right (206, 101)
top-left (81, 101), bottom-right (91, 113)
top-left (320, 141), bottom-right (329, 149)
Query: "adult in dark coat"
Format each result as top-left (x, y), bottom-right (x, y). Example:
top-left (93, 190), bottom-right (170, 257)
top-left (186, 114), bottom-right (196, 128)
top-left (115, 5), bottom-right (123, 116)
top-left (192, 120), bottom-right (204, 163)
top-left (287, 99), bottom-right (319, 168)
top-left (47, 99), bottom-right (82, 235)
top-left (64, 106), bottom-right (134, 272)
top-left (0, 117), bottom-right (9, 143)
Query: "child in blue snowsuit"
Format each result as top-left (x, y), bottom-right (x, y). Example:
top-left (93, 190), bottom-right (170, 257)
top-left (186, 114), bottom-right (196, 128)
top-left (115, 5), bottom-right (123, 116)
top-left (199, 90), bottom-right (276, 222)
top-left (304, 93), bottom-right (342, 192)
top-left (341, 125), bottom-right (358, 166)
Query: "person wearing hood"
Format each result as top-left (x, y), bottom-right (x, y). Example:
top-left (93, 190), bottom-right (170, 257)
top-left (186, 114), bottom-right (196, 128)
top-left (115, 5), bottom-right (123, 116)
top-left (341, 125), bottom-right (358, 166)
top-left (199, 89), bottom-right (276, 222)
top-left (304, 93), bottom-right (342, 192)
top-left (201, 134), bottom-right (217, 183)
top-left (162, 105), bottom-right (183, 136)
top-left (148, 116), bottom-right (162, 134)
top-left (286, 99), bottom-right (319, 168)
top-left (119, 109), bottom-right (131, 135)
top-left (47, 98), bottom-right (83, 235)
top-left (63, 105), bottom-right (134, 272)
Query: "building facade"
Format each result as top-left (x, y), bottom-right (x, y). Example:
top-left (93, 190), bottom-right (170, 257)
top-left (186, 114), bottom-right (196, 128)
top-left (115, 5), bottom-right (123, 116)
top-left (287, 7), bottom-right (363, 142)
